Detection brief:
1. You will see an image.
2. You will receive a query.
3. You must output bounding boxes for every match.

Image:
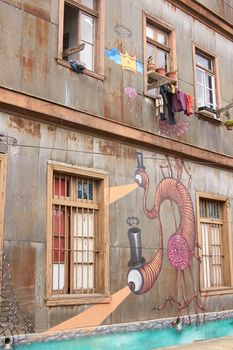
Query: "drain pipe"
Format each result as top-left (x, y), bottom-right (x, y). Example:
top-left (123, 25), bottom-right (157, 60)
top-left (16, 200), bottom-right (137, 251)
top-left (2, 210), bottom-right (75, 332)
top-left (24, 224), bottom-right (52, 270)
top-left (127, 225), bottom-right (145, 293)
top-left (2, 336), bottom-right (14, 349)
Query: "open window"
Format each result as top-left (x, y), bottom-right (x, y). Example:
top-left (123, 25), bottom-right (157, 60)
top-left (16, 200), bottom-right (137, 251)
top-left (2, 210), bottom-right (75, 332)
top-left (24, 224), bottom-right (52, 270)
top-left (46, 162), bottom-right (109, 306)
top-left (196, 192), bottom-right (233, 295)
top-left (193, 46), bottom-right (220, 121)
top-left (143, 13), bottom-right (177, 97)
top-left (57, 0), bottom-right (104, 79)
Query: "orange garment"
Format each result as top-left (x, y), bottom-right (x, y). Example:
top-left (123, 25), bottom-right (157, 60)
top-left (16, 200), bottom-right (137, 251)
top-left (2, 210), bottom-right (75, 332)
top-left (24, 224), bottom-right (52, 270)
top-left (187, 94), bottom-right (193, 116)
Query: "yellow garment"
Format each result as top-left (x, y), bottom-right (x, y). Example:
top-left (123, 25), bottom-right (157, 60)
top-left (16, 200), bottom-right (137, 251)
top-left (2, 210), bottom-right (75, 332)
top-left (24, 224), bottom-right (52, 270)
top-left (170, 84), bottom-right (175, 94)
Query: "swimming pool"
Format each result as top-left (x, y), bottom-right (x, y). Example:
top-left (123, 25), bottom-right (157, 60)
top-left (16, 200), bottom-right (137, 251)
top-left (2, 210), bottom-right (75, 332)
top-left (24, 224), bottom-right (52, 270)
top-left (4, 313), bottom-right (232, 350)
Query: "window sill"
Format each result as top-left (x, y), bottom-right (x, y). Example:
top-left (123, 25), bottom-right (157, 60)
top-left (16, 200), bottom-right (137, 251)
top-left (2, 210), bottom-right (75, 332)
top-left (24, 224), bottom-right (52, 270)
top-left (45, 293), bottom-right (111, 306)
top-left (196, 110), bottom-right (222, 125)
top-left (200, 287), bottom-right (233, 296)
top-left (147, 70), bottom-right (177, 90)
top-left (56, 58), bottom-right (105, 81)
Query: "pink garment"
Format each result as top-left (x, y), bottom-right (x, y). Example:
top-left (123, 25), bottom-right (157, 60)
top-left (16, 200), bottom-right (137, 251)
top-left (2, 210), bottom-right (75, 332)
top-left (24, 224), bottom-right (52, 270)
top-left (172, 89), bottom-right (187, 113)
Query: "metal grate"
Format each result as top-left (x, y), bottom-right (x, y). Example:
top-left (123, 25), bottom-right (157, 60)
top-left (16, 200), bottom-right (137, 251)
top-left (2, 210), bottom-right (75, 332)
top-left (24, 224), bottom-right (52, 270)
top-left (52, 173), bottom-right (99, 295)
top-left (200, 199), bottom-right (224, 289)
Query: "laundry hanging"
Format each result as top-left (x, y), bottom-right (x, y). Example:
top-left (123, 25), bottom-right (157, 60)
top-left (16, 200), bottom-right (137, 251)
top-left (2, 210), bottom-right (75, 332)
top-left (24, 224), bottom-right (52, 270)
top-left (172, 88), bottom-right (193, 116)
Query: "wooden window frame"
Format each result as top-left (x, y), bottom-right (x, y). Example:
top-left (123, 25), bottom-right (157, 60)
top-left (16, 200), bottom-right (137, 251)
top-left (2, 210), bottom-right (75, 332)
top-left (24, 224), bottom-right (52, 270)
top-left (46, 161), bottom-right (109, 306)
top-left (57, 0), bottom-right (105, 81)
top-left (196, 192), bottom-right (233, 296)
top-left (192, 43), bottom-right (221, 120)
top-left (143, 12), bottom-right (177, 97)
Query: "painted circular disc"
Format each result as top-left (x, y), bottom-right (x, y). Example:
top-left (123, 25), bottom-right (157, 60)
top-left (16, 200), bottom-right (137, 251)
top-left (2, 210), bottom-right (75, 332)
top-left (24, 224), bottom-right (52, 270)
top-left (167, 234), bottom-right (190, 270)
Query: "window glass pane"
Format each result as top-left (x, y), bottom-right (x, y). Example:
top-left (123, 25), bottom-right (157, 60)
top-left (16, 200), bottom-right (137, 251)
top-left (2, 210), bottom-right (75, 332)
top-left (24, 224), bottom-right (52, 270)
top-left (73, 264), bottom-right (93, 290)
top-left (157, 48), bottom-right (168, 70)
top-left (53, 264), bottom-right (65, 290)
top-left (146, 44), bottom-right (155, 63)
top-left (197, 83), bottom-right (205, 106)
top-left (53, 175), bottom-right (70, 197)
top-left (80, 13), bottom-right (94, 44)
top-left (156, 30), bottom-right (167, 45)
top-left (205, 74), bottom-right (213, 89)
top-left (146, 25), bottom-right (154, 39)
top-left (196, 68), bottom-right (204, 84)
top-left (196, 52), bottom-right (212, 70)
top-left (80, 42), bottom-right (94, 70)
top-left (77, 179), bottom-right (93, 200)
top-left (200, 200), bottom-right (207, 218)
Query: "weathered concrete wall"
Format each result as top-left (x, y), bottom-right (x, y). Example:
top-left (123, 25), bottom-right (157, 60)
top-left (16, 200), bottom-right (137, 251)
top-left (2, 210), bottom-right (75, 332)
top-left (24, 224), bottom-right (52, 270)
top-left (195, 0), bottom-right (233, 25)
top-left (0, 0), bottom-right (232, 156)
top-left (2, 112), bottom-right (233, 331)
top-left (0, 0), bottom-right (233, 334)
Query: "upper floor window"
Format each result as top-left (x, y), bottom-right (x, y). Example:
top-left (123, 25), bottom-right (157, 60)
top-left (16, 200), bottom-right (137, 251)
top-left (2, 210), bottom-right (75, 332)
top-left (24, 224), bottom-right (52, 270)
top-left (46, 162), bottom-right (109, 306)
top-left (195, 49), bottom-right (217, 110)
top-left (58, 0), bottom-right (104, 78)
top-left (146, 24), bottom-right (169, 72)
top-left (144, 13), bottom-right (177, 96)
top-left (197, 192), bottom-right (233, 295)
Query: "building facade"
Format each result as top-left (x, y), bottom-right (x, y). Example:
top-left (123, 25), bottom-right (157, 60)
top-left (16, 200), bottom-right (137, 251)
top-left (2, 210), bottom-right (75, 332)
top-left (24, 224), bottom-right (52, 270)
top-left (0, 0), bottom-right (233, 334)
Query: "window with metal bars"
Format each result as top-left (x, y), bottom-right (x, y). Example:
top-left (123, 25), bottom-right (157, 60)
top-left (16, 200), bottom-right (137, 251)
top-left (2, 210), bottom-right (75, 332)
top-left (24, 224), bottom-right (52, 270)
top-left (47, 163), bottom-right (109, 305)
top-left (197, 193), bottom-right (233, 294)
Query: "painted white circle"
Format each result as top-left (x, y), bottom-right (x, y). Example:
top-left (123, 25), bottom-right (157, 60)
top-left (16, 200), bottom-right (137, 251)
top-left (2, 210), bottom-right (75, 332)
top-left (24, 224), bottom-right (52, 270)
top-left (135, 173), bottom-right (142, 186)
top-left (128, 269), bottom-right (143, 292)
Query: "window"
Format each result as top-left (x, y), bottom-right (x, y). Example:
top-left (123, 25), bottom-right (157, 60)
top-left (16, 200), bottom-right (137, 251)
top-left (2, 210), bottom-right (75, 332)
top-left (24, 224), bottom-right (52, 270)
top-left (194, 48), bottom-right (218, 112)
top-left (197, 193), bottom-right (233, 295)
top-left (57, 0), bottom-right (104, 78)
top-left (46, 162), bottom-right (109, 306)
top-left (146, 24), bottom-right (169, 72)
top-left (144, 13), bottom-right (177, 96)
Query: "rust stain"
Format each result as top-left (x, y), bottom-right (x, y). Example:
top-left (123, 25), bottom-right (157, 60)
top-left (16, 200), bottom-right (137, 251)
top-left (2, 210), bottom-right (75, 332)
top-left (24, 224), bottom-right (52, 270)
top-left (98, 140), bottom-right (136, 158)
top-left (47, 125), bottom-right (56, 133)
top-left (9, 116), bottom-right (41, 138)
top-left (104, 103), bottom-right (111, 118)
top-left (67, 133), bottom-right (79, 142)
top-left (22, 50), bottom-right (35, 82)
top-left (23, 3), bottom-right (50, 22)
top-left (36, 17), bottom-right (49, 48)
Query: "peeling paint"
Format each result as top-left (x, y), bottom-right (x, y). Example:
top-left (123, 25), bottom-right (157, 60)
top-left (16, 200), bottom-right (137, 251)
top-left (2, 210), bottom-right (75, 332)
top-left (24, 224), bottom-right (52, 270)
top-left (98, 140), bottom-right (136, 158)
top-left (9, 116), bottom-right (41, 138)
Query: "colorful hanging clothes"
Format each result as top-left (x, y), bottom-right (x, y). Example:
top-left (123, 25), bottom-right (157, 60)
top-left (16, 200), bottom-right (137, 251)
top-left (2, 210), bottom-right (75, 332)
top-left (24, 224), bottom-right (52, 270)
top-left (172, 89), bottom-right (193, 116)
top-left (159, 85), bottom-right (176, 125)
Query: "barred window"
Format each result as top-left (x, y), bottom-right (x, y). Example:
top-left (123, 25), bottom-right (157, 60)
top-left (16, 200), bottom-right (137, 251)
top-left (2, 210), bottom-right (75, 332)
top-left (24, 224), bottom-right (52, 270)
top-left (47, 163), bottom-right (109, 306)
top-left (197, 193), bottom-right (233, 295)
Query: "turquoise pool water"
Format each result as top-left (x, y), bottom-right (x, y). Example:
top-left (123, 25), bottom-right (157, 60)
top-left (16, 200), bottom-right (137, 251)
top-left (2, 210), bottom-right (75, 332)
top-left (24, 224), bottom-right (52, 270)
top-left (14, 317), bottom-right (233, 350)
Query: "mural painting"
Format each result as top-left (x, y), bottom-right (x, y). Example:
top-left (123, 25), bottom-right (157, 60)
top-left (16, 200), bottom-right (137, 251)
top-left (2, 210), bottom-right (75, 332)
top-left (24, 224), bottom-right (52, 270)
top-left (105, 48), bottom-right (144, 73)
top-left (127, 153), bottom-right (205, 320)
top-left (114, 24), bottom-right (132, 38)
top-left (27, 152), bottom-right (205, 335)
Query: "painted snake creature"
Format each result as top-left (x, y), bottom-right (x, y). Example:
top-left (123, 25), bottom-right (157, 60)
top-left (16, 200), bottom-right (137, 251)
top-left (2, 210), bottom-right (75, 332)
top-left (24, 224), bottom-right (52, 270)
top-left (127, 153), bottom-right (205, 313)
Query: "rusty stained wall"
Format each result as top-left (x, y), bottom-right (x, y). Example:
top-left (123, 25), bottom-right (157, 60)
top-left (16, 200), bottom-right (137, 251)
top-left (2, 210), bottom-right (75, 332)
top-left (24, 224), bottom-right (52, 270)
top-left (104, 0), bottom-right (233, 154)
top-left (2, 112), bottom-right (233, 331)
top-left (0, 0), bottom-right (233, 158)
top-left (195, 0), bottom-right (233, 25)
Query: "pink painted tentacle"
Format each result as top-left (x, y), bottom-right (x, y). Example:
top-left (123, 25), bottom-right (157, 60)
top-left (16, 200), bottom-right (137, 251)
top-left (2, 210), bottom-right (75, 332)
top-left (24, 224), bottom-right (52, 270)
top-left (133, 170), bottom-right (196, 295)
